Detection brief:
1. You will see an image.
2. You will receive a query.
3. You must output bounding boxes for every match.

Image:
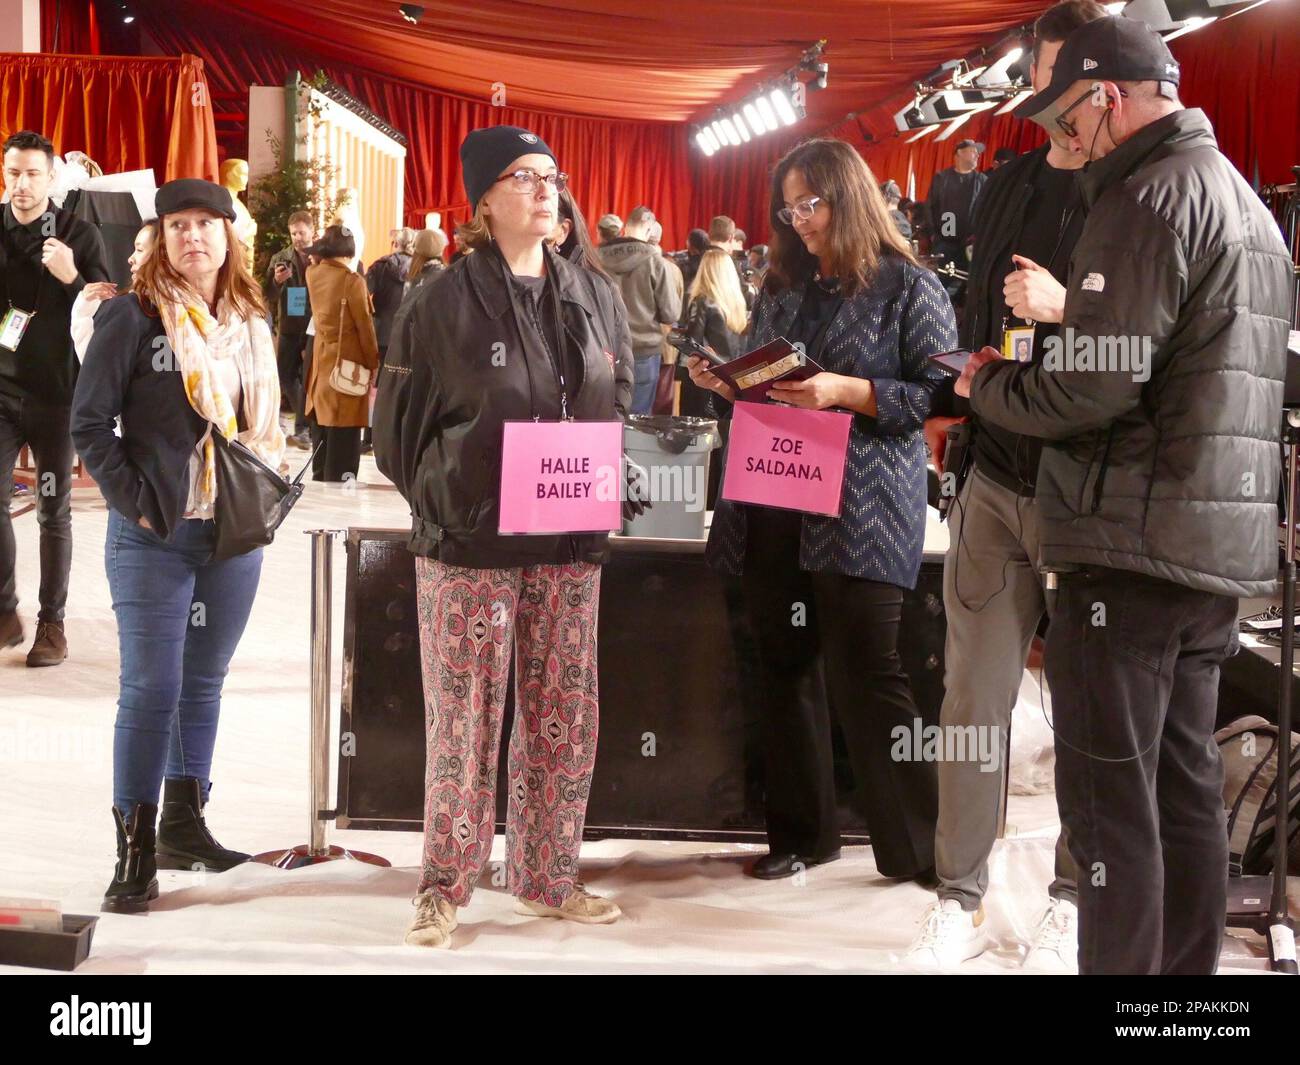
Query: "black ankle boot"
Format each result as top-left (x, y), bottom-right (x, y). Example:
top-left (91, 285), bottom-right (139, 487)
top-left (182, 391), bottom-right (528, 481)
top-left (102, 803), bottom-right (159, 914)
top-left (156, 777), bottom-right (251, 872)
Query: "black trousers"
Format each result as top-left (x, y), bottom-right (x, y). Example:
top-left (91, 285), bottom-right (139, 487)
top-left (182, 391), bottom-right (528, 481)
top-left (0, 390), bottom-right (73, 622)
top-left (739, 507), bottom-right (937, 874)
top-left (1045, 565), bottom-right (1237, 975)
top-left (275, 329), bottom-right (309, 433)
top-left (311, 424), bottom-right (362, 483)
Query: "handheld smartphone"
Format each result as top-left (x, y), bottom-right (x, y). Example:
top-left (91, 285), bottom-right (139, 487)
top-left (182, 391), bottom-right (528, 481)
top-left (668, 330), bottom-right (728, 368)
top-left (927, 349), bottom-right (973, 376)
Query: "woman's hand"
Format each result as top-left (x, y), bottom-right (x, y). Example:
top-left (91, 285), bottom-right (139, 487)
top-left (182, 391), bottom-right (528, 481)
top-left (138, 516), bottom-right (152, 530)
top-left (768, 372), bottom-right (857, 411)
top-left (686, 355), bottom-right (736, 404)
top-left (82, 281), bottom-right (119, 303)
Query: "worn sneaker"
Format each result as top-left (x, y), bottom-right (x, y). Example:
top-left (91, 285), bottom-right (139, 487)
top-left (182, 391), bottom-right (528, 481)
top-left (515, 883), bottom-right (621, 924)
top-left (404, 892), bottom-right (458, 948)
top-left (1023, 897), bottom-right (1078, 972)
top-left (26, 620), bottom-right (67, 667)
top-left (907, 899), bottom-right (990, 969)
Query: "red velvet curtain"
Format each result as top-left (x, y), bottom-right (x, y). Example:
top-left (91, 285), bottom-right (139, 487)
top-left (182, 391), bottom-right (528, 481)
top-left (41, 0), bottom-right (101, 54)
top-left (142, 13), bottom-right (696, 248)
top-left (0, 52), bottom-right (219, 182)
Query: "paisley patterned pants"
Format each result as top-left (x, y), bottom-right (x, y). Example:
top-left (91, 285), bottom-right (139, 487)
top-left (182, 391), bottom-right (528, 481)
top-left (413, 557), bottom-right (601, 906)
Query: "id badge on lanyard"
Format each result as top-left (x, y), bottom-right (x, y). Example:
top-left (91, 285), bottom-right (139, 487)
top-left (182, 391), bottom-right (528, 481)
top-left (0, 306), bottom-right (34, 352)
top-left (1002, 322), bottom-right (1035, 363)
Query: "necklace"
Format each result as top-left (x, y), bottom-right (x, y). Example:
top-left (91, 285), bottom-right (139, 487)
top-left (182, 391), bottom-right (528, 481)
top-left (812, 270), bottom-right (840, 293)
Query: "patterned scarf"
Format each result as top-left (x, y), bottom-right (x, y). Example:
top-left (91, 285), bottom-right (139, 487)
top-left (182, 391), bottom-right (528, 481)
top-left (158, 290), bottom-right (286, 508)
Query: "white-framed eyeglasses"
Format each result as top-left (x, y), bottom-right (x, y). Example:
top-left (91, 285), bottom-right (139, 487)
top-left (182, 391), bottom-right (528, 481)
top-left (777, 196), bottom-right (823, 225)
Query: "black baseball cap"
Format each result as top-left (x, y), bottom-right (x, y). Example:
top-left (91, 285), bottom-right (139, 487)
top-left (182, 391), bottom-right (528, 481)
top-left (955, 140), bottom-right (984, 152)
top-left (1015, 15), bottom-right (1180, 127)
top-left (155, 178), bottom-right (236, 222)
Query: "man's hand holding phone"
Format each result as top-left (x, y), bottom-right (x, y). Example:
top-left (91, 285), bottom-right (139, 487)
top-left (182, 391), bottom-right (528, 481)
top-left (954, 346), bottom-right (1004, 398)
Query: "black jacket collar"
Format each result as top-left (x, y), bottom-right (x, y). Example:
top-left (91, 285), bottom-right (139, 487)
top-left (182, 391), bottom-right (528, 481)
top-left (1079, 108), bottom-right (1217, 210)
top-left (466, 241), bottom-right (598, 321)
top-left (3, 199), bottom-right (56, 233)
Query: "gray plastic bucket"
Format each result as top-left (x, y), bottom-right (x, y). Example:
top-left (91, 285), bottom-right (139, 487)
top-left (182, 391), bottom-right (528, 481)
top-left (622, 415), bottom-right (719, 539)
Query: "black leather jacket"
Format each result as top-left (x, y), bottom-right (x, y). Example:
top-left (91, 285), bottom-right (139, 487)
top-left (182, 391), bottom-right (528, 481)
top-left (373, 243), bottom-right (634, 567)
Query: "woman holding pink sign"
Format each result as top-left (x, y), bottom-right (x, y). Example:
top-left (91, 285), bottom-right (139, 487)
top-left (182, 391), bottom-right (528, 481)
top-left (373, 126), bottom-right (637, 949)
top-left (689, 138), bottom-right (956, 884)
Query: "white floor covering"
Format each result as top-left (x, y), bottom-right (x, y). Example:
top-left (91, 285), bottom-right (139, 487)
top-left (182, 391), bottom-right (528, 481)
top-left (1, 455), bottom-right (1291, 974)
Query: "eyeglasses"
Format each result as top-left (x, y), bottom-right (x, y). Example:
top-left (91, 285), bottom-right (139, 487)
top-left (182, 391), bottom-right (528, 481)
top-left (1054, 85), bottom-right (1127, 139)
top-left (777, 197), bottom-right (823, 226)
top-left (495, 169), bottom-right (568, 194)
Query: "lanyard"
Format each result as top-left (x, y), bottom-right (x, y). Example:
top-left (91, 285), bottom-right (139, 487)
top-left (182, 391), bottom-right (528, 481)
top-left (1, 218), bottom-right (47, 317)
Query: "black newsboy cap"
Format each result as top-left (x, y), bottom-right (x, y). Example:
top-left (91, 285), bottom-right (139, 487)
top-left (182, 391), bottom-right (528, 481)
top-left (155, 178), bottom-right (237, 222)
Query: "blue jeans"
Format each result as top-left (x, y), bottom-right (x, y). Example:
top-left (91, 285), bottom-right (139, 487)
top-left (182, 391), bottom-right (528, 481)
top-left (105, 510), bottom-right (263, 812)
top-left (631, 353), bottom-right (662, 415)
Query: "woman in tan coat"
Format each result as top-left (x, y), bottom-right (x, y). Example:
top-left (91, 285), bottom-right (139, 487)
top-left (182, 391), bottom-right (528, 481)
top-left (305, 224), bottom-right (379, 481)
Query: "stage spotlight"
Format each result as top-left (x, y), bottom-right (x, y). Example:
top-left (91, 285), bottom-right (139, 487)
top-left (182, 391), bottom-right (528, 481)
top-left (732, 112), bottom-right (752, 142)
top-left (893, 97), bottom-right (929, 132)
top-left (399, 4), bottom-right (424, 24)
top-left (810, 61), bottom-right (829, 92)
top-left (695, 130), bottom-right (716, 156)
top-left (700, 126), bottom-right (721, 152)
top-left (743, 102), bottom-right (768, 135)
top-left (710, 119), bottom-right (729, 146)
top-left (755, 94), bottom-right (779, 131)
top-left (719, 116), bottom-right (741, 146)
top-left (974, 46), bottom-right (1024, 88)
top-left (769, 87), bottom-right (799, 126)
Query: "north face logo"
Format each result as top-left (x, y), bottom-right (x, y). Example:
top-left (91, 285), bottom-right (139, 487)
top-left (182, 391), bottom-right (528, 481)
top-left (1082, 58), bottom-right (1098, 71)
top-left (1081, 272), bottom-right (1105, 293)
top-left (1165, 63), bottom-right (1178, 76)
top-left (519, 133), bottom-right (538, 143)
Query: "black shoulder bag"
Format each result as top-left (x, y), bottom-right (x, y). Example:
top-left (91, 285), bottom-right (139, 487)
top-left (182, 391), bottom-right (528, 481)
top-left (210, 432), bottom-right (315, 561)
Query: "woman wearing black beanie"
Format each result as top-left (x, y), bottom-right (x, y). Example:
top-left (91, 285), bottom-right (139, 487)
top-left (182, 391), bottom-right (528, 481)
top-left (373, 126), bottom-right (636, 949)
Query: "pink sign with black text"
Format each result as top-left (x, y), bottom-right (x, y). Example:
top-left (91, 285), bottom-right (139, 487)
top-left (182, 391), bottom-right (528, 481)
top-left (722, 401), bottom-right (852, 517)
top-left (498, 420), bottom-right (623, 534)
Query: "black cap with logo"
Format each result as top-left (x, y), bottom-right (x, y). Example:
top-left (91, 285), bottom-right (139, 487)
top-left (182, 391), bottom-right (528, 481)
top-left (1015, 15), bottom-right (1180, 127)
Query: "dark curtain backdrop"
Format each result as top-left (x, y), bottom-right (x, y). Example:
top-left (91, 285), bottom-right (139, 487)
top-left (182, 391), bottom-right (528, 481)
top-left (142, 14), bottom-right (695, 248)
top-left (0, 52), bottom-right (219, 183)
top-left (691, 0), bottom-right (1300, 246)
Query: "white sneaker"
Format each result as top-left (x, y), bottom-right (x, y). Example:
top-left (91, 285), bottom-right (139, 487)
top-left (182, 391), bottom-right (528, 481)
top-left (907, 899), bottom-right (990, 969)
top-left (1023, 897), bottom-right (1078, 972)
top-left (404, 892), bottom-right (458, 948)
top-left (515, 883), bottom-right (621, 924)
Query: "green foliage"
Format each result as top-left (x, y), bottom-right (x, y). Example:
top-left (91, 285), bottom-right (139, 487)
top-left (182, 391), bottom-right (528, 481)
top-left (248, 72), bottom-right (352, 277)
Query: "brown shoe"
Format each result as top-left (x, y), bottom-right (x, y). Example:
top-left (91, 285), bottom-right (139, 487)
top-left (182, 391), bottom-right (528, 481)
top-left (0, 611), bottom-right (22, 650)
top-left (26, 620), bottom-right (68, 667)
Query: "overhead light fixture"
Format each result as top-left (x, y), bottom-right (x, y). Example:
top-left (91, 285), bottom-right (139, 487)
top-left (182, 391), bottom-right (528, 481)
top-left (719, 117), bottom-right (741, 146)
top-left (398, 3), bottom-right (424, 23)
top-left (743, 102), bottom-right (768, 135)
top-left (905, 125), bottom-right (941, 144)
top-left (974, 46), bottom-right (1024, 88)
top-left (1162, 13), bottom-right (1217, 38)
top-left (755, 95), bottom-right (779, 131)
top-left (732, 112), bottom-right (752, 142)
top-left (769, 87), bottom-right (799, 126)
top-left (695, 130), bottom-right (716, 157)
top-left (700, 126), bottom-right (721, 152)
top-left (995, 88), bottom-right (1034, 115)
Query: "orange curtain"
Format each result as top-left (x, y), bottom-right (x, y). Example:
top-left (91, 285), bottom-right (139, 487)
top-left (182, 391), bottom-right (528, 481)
top-left (0, 52), bottom-right (218, 183)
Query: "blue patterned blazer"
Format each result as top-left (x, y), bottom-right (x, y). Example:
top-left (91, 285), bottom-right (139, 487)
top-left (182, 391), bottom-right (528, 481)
top-left (705, 254), bottom-right (957, 589)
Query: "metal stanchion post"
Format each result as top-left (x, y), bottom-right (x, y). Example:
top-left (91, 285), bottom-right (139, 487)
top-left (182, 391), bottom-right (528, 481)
top-left (254, 528), bottom-right (389, 869)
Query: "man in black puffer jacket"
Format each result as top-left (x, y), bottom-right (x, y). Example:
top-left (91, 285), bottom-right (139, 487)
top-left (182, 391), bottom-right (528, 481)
top-left (960, 16), bottom-right (1292, 975)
